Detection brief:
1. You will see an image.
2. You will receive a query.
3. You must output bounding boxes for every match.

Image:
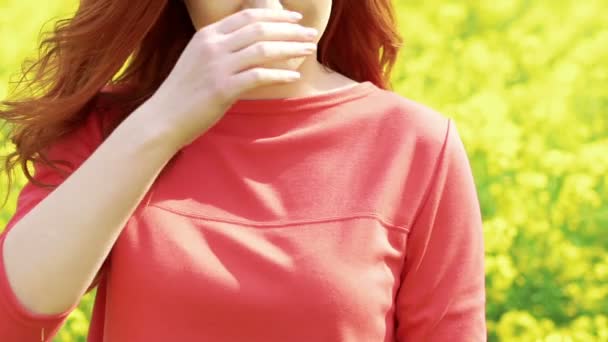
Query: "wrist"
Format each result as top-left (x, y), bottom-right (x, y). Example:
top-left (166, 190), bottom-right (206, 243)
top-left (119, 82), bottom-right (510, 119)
top-left (119, 98), bottom-right (183, 158)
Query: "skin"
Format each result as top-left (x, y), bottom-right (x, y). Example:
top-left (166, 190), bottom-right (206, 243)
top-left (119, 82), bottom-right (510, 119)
top-left (183, 0), bottom-right (359, 100)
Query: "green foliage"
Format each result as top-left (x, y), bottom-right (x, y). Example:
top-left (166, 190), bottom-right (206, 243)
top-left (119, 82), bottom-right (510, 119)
top-left (1, 0), bottom-right (606, 341)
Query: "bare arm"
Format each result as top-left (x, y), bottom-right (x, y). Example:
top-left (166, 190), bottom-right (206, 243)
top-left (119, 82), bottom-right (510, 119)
top-left (2, 7), bottom-right (320, 318)
top-left (2, 102), bottom-right (179, 315)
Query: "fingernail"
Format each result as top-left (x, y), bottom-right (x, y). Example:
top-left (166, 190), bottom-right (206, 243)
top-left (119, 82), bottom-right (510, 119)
top-left (305, 28), bottom-right (318, 37)
top-left (286, 71), bottom-right (301, 80)
top-left (289, 11), bottom-right (303, 20)
top-left (304, 43), bottom-right (317, 52)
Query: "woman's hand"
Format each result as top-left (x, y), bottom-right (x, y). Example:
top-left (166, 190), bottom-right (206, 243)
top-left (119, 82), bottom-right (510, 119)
top-left (146, 8), bottom-right (319, 150)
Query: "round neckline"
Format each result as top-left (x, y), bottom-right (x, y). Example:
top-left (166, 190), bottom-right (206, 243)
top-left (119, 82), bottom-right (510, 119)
top-left (226, 81), bottom-right (377, 115)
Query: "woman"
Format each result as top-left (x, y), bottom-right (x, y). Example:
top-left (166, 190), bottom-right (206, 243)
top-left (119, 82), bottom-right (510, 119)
top-left (0, 0), bottom-right (486, 341)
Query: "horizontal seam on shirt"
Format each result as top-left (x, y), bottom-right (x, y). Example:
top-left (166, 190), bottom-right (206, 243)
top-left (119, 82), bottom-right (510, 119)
top-left (148, 205), bottom-right (410, 234)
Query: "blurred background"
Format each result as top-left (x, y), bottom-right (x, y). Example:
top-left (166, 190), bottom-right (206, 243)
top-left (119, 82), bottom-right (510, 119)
top-left (1, 0), bottom-right (607, 341)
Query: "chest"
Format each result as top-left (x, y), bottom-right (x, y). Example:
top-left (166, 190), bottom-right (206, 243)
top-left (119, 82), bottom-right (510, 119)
top-left (101, 133), bottom-right (411, 339)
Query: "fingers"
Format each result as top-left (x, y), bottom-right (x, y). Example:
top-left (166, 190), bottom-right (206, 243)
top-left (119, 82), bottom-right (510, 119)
top-left (223, 21), bottom-right (318, 53)
top-left (212, 8), bottom-right (303, 35)
top-left (227, 41), bottom-right (317, 74)
top-left (189, 8), bottom-right (318, 100)
top-left (228, 68), bottom-right (302, 96)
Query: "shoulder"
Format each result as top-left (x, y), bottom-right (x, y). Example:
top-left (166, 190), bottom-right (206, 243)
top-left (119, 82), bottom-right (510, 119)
top-left (364, 87), bottom-right (479, 223)
top-left (365, 86), bottom-right (454, 158)
top-left (358, 87), bottom-right (472, 227)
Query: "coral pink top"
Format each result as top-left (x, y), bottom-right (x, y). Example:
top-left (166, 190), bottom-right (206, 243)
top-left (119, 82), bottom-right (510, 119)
top-left (0, 81), bottom-right (486, 341)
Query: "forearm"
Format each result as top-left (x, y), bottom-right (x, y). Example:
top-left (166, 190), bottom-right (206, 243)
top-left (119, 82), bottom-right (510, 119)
top-left (2, 102), bottom-right (178, 315)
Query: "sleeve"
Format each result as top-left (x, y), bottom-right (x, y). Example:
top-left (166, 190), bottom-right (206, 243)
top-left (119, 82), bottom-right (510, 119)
top-left (395, 119), bottom-right (487, 341)
top-left (0, 109), bottom-right (109, 341)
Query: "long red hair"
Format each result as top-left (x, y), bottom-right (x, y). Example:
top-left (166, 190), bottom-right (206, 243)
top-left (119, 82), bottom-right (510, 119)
top-left (0, 0), bottom-right (403, 208)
